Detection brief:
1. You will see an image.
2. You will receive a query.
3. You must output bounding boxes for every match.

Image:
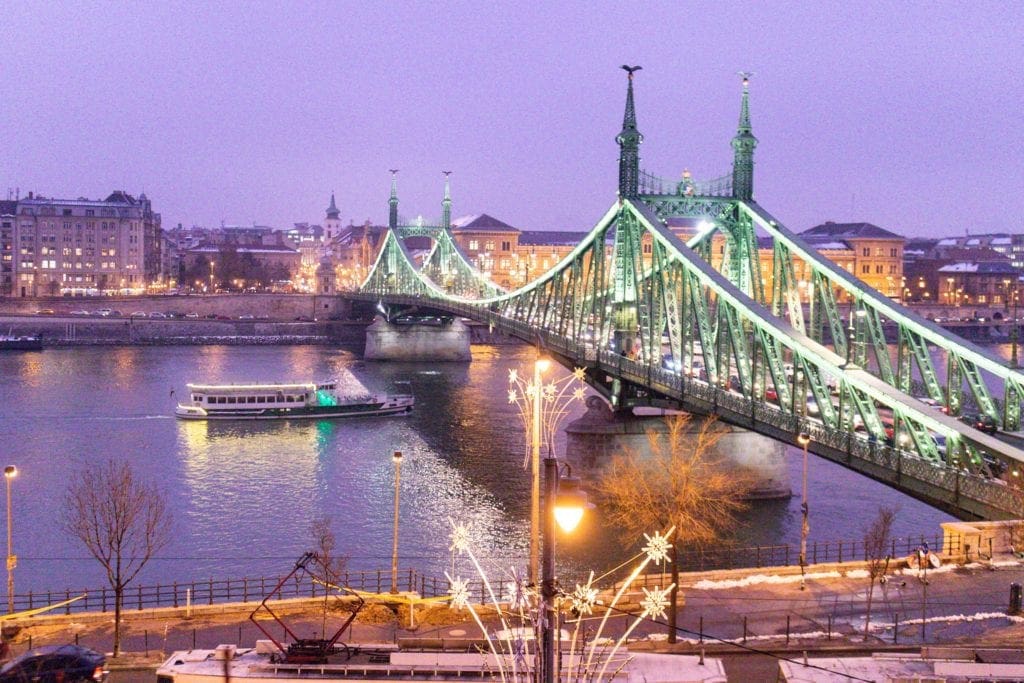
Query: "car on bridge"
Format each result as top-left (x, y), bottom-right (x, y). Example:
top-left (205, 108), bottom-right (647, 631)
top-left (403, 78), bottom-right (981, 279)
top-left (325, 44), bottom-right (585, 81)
top-left (0, 644), bottom-right (107, 683)
top-left (960, 412), bottom-right (998, 435)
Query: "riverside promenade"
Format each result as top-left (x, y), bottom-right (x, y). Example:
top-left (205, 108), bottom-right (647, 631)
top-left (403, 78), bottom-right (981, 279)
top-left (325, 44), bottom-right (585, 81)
top-left (7, 546), bottom-right (1024, 683)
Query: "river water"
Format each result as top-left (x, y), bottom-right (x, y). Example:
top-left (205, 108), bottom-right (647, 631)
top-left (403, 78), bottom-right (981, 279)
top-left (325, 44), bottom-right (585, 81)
top-left (4, 343), bottom-right (1011, 595)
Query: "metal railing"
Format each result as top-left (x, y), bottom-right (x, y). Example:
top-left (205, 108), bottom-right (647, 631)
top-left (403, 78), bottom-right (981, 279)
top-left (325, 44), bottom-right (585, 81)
top-left (13, 531), bottom-right (968, 617)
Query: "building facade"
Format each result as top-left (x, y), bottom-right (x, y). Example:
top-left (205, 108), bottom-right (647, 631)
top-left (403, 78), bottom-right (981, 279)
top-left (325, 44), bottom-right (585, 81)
top-left (3, 191), bottom-right (161, 297)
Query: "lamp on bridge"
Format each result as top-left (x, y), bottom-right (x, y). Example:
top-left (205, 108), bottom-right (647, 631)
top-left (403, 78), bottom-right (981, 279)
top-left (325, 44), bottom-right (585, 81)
top-left (795, 434), bottom-right (810, 591)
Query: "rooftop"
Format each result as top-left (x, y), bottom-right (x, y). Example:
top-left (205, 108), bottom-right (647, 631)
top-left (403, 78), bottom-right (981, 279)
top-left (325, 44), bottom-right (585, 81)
top-left (451, 213), bottom-right (518, 233)
top-left (802, 221), bottom-right (903, 240)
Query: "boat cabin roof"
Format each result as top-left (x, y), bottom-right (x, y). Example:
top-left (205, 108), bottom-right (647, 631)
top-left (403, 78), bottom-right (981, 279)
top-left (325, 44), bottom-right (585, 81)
top-left (187, 382), bottom-right (330, 394)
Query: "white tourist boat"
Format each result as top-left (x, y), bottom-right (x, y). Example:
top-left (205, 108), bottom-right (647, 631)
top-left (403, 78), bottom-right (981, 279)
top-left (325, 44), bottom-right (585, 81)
top-left (156, 642), bottom-right (725, 683)
top-left (174, 380), bottom-right (414, 420)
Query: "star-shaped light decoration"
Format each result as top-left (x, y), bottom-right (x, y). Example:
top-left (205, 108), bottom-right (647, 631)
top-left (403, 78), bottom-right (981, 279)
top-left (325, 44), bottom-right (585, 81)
top-left (508, 368), bottom-right (519, 384)
top-left (642, 530), bottom-right (673, 565)
top-left (503, 567), bottom-right (536, 612)
top-left (449, 520), bottom-right (473, 554)
top-left (446, 574), bottom-right (471, 610)
top-left (640, 585), bottom-right (673, 621)
top-left (508, 389), bottom-right (520, 404)
top-left (572, 367), bottom-right (587, 382)
top-left (511, 637), bottom-right (530, 669)
top-left (572, 387), bottom-right (587, 401)
top-left (569, 581), bottom-right (599, 616)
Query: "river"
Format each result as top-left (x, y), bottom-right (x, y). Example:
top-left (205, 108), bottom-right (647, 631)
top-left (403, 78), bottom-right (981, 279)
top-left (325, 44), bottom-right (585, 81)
top-left (0, 342), bottom-right (991, 596)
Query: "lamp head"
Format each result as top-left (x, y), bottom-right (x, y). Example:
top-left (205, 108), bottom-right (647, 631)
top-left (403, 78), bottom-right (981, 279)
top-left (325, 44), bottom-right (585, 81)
top-left (535, 358), bottom-right (551, 373)
top-left (554, 474), bottom-right (591, 533)
top-left (3, 466), bottom-right (16, 479)
top-left (392, 451), bottom-right (403, 464)
top-left (796, 433), bottom-right (811, 447)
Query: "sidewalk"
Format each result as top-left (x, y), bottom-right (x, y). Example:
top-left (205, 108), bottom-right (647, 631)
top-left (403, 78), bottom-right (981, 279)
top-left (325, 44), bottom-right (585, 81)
top-left (6, 554), bottom-right (1024, 681)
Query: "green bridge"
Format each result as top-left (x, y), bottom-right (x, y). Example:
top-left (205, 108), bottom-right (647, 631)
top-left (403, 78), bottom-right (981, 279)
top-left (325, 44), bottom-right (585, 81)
top-left (351, 68), bottom-right (1024, 521)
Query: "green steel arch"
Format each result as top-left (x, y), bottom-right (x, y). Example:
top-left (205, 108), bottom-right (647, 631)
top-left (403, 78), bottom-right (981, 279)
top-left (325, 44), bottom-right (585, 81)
top-left (354, 71), bottom-right (1024, 520)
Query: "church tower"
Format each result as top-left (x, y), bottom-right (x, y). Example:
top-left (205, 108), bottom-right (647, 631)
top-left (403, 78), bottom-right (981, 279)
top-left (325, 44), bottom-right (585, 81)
top-left (324, 192), bottom-right (341, 241)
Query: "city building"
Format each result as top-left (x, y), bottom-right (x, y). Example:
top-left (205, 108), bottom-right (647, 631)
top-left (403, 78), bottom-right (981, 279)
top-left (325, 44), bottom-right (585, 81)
top-left (3, 190), bottom-right (161, 297)
top-left (450, 213), bottom-right (521, 288)
top-left (181, 230), bottom-right (301, 292)
top-left (927, 233), bottom-right (1024, 269)
top-left (799, 221), bottom-right (904, 299)
top-left (0, 200), bottom-right (17, 296)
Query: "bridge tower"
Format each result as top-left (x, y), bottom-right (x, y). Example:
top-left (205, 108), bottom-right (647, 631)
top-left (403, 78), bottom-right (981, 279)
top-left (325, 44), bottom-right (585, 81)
top-left (616, 65), bottom-right (643, 200)
top-left (441, 171), bottom-right (452, 230)
top-left (388, 170), bottom-right (399, 231)
top-left (731, 73), bottom-right (758, 201)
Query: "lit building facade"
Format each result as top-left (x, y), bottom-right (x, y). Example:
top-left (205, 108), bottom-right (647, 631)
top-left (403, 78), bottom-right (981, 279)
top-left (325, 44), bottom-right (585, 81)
top-left (4, 191), bottom-right (161, 297)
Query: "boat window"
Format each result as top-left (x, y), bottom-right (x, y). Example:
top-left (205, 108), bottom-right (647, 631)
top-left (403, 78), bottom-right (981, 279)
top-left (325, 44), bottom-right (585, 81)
top-left (247, 397), bottom-right (256, 404)
top-left (228, 397), bottom-right (236, 404)
top-left (257, 396), bottom-right (265, 403)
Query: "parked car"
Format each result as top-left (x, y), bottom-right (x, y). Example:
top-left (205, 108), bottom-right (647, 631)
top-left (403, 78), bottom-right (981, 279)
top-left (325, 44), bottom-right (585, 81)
top-left (0, 644), bottom-right (107, 683)
top-left (238, 314), bottom-right (255, 320)
top-left (294, 316), bottom-right (314, 322)
top-left (960, 412), bottom-right (998, 435)
top-left (70, 310), bottom-right (90, 316)
top-left (148, 312), bottom-right (167, 319)
top-left (95, 308), bottom-right (113, 317)
top-left (130, 311), bottom-right (147, 318)
top-left (184, 312), bottom-right (200, 318)
top-left (33, 308), bottom-right (55, 315)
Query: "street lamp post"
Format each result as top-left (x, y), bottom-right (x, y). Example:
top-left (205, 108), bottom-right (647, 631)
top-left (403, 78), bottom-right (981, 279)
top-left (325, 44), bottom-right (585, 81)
top-left (530, 357), bottom-right (550, 585)
top-left (540, 458), bottom-right (587, 683)
top-left (209, 260), bottom-right (215, 294)
top-left (796, 434), bottom-right (810, 590)
top-left (4, 466), bottom-right (16, 614)
top-left (390, 451), bottom-right (402, 594)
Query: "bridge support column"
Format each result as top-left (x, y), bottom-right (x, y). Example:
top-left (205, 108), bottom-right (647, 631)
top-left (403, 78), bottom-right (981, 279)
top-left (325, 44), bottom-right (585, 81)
top-left (364, 317), bottom-right (471, 361)
top-left (564, 397), bottom-right (791, 500)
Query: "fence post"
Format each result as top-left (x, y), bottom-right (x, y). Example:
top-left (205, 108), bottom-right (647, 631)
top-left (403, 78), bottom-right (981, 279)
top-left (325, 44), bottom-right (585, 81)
top-left (755, 546), bottom-right (760, 567)
top-left (743, 616), bottom-right (747, 643)
top-left (208, 578), bottom-right (213, 605)
top-left (827, 615), bottom-right (832, 640)
top-left (699, 615), bottom-right (703, 644)
top-left (28, 591), bottom-right (33, 610)
top-left (174, 582), bottom-right (179, 609)
top-left (243, 578), bottom-right (248, 603)
top-left (893, 614), bottom-right (899, 644)
top-left (839, 542), bottom-right (843, 563)
top-left (66, 590), bottom-right (72, 615)
top-left (138, 585), bottom-right (142, 610)
top-left (786, 615), bottom-right (790, 644)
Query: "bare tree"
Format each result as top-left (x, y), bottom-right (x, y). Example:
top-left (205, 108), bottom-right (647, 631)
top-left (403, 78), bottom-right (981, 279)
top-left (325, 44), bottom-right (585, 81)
top-left (61, 459), bottom-right (171, 656)
top-left (862, 506), bottom-right (896, 641)
top-left (596, 414), bottom-right (752, 643)
top-left (309, 516), bottom-right (348, 639)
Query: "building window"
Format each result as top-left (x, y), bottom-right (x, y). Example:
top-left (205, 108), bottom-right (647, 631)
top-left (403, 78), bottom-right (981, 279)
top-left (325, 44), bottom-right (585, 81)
top-left (861, 265), bottom-right (870, 274)
top-left (862, 248), bottom-right (869, 257)
top-left (468, 240), bottom-right (479, 250)
top-left (875, 265), bottom-right (883, 274)
top-left (890, 248), bottom-right (897, 257)
top-left (501, 241), bottom-right (511, 251)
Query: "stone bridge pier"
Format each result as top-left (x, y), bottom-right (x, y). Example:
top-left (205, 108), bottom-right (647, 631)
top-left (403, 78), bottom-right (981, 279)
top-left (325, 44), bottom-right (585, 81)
top-left (364, 316), bottom-right (472, 361)
top-left (565, 396), bottom-right (791, 500)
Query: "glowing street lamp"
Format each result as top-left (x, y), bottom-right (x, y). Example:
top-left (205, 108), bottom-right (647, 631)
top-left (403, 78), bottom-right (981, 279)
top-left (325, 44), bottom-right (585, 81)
top-left (4, 465), bottom-right (16, 614)
top-left (390, 451), bottom-right (403, 594)
top-left (530, 358), bottom-right (550, 583)
top-left (209, 260), bottom-right (216, 294)
top-left (796, 433), bottom-right (810, 590)
top-left (541, 458), bottom-right (589, 683)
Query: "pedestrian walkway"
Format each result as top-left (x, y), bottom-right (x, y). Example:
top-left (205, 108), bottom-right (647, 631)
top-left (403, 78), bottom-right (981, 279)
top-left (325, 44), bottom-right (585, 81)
top-left (5, 553), bottom-right (1024, 683)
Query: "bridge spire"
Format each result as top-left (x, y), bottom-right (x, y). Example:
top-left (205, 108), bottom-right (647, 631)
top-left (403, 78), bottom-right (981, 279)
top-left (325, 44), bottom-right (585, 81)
top-left (616, 65), bottom-right (643, 200)
top-left (731, 72), bottom-right (758, 201)
top-left (441, 171), bottom-right (452, 229)
top-left (388, 169), bottom-right (399, 230)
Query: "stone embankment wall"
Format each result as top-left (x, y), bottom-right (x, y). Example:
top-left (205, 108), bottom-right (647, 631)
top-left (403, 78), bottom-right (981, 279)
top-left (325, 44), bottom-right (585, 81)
top-left (0, 293), bottom-right (353, 320)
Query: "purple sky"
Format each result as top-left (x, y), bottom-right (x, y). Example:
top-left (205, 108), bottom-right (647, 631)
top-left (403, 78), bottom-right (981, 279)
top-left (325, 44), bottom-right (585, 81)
top-left (1, 2), bottom-right (1019, 238)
